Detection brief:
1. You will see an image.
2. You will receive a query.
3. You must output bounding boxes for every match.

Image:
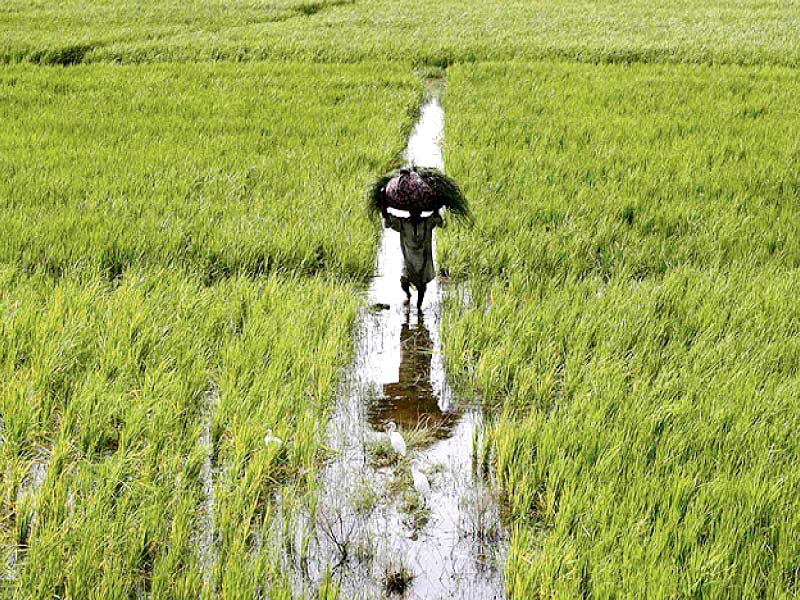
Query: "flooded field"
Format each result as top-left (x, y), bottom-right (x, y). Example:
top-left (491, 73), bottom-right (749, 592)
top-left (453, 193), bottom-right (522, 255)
top-left (0, 65), bottom-right (421, 598)
top-left (269, 96), bottom-right (506, 599)
top-left (5, 9), bottom-right (797, 594)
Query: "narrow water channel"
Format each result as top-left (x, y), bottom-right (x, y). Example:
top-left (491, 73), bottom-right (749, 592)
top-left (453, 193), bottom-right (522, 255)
top-left (273, 95), bottom-right (506, 599)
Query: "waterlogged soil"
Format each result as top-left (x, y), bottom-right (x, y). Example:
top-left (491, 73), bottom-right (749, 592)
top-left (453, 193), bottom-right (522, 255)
top-left (269, 97), bottom-right (506, 598)
top-left (197, 390), bottom-right (219, 594)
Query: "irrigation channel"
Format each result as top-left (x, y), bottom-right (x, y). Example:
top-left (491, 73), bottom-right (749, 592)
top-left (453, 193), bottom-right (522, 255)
top-left (271, 93), bottom-right (507, 598)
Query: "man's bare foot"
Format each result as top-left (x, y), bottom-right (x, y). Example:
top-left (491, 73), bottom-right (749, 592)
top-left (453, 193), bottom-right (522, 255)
top-left (403, 296), bottom-right (410, 306)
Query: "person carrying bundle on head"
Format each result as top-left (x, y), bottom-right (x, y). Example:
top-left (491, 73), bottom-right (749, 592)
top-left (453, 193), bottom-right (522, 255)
top-left (382, 202), bottom-right (443, 309)
top-left (369, 166), bottom-right (472, 310)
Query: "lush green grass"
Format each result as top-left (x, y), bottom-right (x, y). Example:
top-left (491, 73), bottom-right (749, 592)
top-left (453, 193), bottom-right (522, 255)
top-left (440, 62), bottom-right (800, 597)
top-left (0, 267), bottom-right (359, 597)
top-left (0, 63), bottom-right (420, 597)
top-left (0, 63), bottom-right (419, 281)
top-left (4, 3), bottom-right (800, 596)
top-left (2, 0), bottom-right (800, 66)
top-left (0, 0), bottom-right (348, 64)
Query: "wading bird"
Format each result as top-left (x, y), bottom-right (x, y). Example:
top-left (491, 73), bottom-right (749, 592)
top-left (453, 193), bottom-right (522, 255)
top-left (385, 421), bottom-right (407, 457)
top-left (410, 459), bottom-right (431, 502)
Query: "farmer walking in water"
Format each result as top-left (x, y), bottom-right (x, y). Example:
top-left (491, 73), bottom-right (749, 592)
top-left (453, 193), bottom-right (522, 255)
top-left (382, 204), bottom-right (443, 309)
top-left (370, 166), bottom-right (472, 310)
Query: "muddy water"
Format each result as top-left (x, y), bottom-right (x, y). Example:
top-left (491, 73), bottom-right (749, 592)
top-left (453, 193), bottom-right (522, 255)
top-left (197, 390), bottom-right (218, 594)
top-left (271, 97), bottom-right (505, 599)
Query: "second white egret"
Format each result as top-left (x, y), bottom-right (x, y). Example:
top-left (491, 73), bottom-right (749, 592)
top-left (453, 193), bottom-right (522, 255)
top-left (410, 459), bottom-right (431, 501)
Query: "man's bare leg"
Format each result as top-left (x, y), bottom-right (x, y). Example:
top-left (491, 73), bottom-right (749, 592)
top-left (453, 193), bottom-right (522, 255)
top-left (417, 282), bottom-right (426, 310)
top-left (401, 277), bottom-right (411, 305)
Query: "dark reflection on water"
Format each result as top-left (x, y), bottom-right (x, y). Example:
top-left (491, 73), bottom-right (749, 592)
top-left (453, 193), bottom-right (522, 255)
top-left (367, 310), bottom-right (460, 443)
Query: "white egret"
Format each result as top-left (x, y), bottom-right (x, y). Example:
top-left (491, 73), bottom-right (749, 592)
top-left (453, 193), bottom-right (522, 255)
top-left (264, 429), bottom-right (283, 446)
top-left (385, 421), bottom-right (407, 457)
top-left (410, 459), bottom-right (431, 501)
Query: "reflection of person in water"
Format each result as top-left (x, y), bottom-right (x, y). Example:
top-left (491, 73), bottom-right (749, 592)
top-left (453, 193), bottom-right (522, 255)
top-left (368, 310), bottom-right (457, 443)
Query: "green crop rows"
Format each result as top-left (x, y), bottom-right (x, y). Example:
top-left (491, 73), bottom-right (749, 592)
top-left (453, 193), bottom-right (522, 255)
top-left (3, 0), bottom-right (800, 66)
top-left (0, 63), bottom-right (419, 597)
top-left (2, 0), bottom-right (800, 597)
top-left (0, 64), bottom-right (419, 281)
top-left (440, 62), bottom-right (800, 597)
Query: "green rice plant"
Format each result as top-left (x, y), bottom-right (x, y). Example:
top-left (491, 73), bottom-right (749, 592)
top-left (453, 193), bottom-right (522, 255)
top-left (367, 436), bottom-right (398, 469)
top-left (0, 63), bottom-right (420, 281)
top-left (0, 61), bottom-right (421, 597)
top-left (0, 267), bottom-right (360, 597)
top-left (0, 0), bottom-right (349, 65)
top-left (3, 0), bottom-right (799, 66)
top-left (440, 62), bottom-right (800, 597)
top-left (441, 62), bottom-right (800, 282)
top-left (210, 275), bottom-right (360, 598)
top-left (0, 267), bottom-right (225, 597)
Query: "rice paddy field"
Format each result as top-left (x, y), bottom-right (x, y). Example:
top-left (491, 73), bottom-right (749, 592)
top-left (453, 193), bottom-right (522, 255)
top-left (440, 62), bottom-right (800, 597)
top-left (2, 0), bottom-right (800, 66)
top-left (1, 269), bottom-right (359, 597)
top-left (0, 63), bottom-right (419, 280)
top-left (2, 0), bottom-right (800, 598)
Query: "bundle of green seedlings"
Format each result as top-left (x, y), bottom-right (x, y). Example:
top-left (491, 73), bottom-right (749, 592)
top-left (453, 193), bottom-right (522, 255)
top-left (439, 62), bottom-right (800, 598)
top-left (368, 167), bottom-right (473, 225)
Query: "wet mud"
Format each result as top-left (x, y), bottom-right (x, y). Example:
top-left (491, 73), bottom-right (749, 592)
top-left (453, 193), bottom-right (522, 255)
top-left (197, 390), bottom-right (219, 594)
